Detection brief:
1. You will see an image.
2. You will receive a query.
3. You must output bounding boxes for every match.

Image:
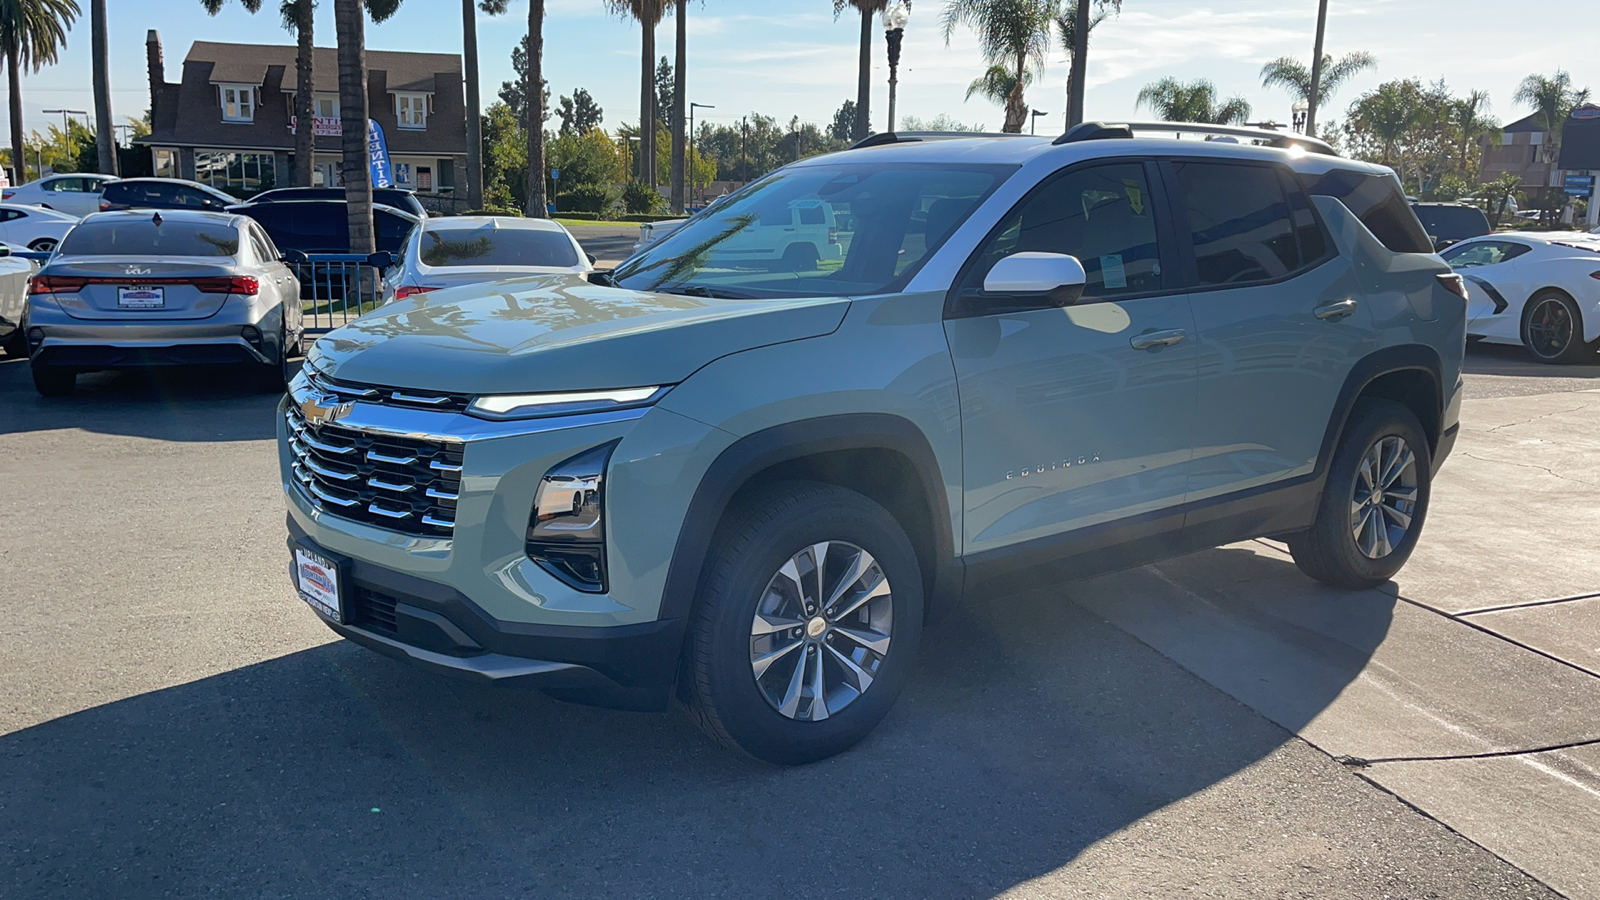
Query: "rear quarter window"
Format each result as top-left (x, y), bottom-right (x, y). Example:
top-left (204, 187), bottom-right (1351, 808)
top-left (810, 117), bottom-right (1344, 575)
top-left (1300, 170), bottom-right (1434, 254)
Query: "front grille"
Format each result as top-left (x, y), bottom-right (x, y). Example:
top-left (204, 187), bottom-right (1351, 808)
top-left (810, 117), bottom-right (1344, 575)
top-left (346, 586), bottom-right (399, 635)
top-left (305, 369), bottom-right (473, 412)
top-left (285, 404), bottom-right (463, 537)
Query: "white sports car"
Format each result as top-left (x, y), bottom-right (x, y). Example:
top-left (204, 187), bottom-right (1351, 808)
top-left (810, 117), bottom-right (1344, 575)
top-left (1441, 232), bottom-right (1600, 364)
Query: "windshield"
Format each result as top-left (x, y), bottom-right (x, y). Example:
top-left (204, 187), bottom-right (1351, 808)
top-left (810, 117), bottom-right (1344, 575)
top-left (58, 220), bottom-right (240, 257)
top-left (418, 226), bottom-right (579, 268)
top-left (613, 161), bottom-right (1015, 298)
top-left (1414, 206), bottom-right (1489, 242)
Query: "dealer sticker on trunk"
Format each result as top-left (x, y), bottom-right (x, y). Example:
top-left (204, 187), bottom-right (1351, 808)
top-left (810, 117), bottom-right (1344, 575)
top-left (117, 287), bottom-right (165, 309)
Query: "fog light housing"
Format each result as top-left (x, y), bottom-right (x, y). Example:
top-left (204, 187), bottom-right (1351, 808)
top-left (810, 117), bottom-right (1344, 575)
top-left (241, 325), bottom-right (263, 348)
top-left (526, 442), bottom-right (616, 592)
top-left (26, 327), bottom-right (44, 350)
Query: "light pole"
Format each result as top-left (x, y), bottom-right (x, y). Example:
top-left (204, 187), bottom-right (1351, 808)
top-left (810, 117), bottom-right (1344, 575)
top-left (883, 2), bottom-right (910, 133)
top-left (43, 109), bottom-right (87, 167)
top-left (1305, 0), bottom-right (1329, 137)
top-left (689, 101), bottom-right (714, 205)
top-left (1292, 98), bottom-right (1310, 134)
top-left (1030, 109), bottom-right (1048, 135)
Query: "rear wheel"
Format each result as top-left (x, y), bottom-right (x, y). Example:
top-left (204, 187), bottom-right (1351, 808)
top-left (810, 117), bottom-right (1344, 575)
top-left (251, 324), bottom-right (290, 393)
top-left (1522, 290), bottom-right (1596, 364)
top-left (27, 238), bottom-right (57, 253)
top-left (777, 243), bottom-right (819, 273)
top-left (1289, 400), bottom-right (1432, 590)
top-left (31, 363), bottom-right (76, 397)
top-left (684, 482), bottom-right (924, 765)
top-left (1, 313), bottom-right (26, 358)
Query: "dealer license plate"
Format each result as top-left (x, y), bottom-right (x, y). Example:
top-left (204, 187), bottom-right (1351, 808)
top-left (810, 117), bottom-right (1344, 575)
top-left (294, 546), bottom-right (342, 622)
top-left (118, 286), bottom-right (165, 309)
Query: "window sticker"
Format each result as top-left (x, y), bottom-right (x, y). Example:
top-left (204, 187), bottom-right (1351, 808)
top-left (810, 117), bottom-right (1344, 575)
top-left (1124, 180), bottom-right (1144, 215)
top-left (1101, 254), bottom-right (1128, 289)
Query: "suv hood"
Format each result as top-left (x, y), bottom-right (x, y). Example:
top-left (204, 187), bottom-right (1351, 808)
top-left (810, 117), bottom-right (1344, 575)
top-left (308, 273), bottom-right (850, 395)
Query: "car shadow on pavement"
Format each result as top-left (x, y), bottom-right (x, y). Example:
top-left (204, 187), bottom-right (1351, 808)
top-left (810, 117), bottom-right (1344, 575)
top-left (0, 549), bottom-right (1396, 899)
top-left (0, 356), bottom-right (293, 441)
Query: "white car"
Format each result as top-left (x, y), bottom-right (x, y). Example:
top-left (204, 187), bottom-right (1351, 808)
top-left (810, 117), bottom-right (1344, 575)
top-left (1442, 231), bottom-right (1600, 364)
top-left (633, 218), bottom-right (689, 255)
top-left (378, 216), bottom-right (592, 304)
top-left (0, 203), bottom-right (78, 252)
top-left (1, 173), bottom-right (118, 218)
top-left (0, 242), bottom-right (40, 357)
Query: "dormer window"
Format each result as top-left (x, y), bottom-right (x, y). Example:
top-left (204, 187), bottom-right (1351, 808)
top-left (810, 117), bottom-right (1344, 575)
top-left (394, 92), bottom-right (429, 130)
top-left (220, 84), bottom-right (256, 122)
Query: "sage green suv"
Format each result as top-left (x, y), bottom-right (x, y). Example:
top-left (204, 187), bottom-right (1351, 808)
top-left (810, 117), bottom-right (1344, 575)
top-left (280, 123), bottom-right (1465, 764)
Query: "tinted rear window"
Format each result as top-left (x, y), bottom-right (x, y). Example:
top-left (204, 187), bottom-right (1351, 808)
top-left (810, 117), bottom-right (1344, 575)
top-left (1172, 161), bottom-right (1300, 286)
top-left (1413, 205), bottom-right (1491, 243)
top-left (243, 205), bottom-right (347, 251)
top-left (1300, 170), bottom-right (1434, 254)
top-left (418, 227), bottom-right (579, 267)
top-left (59, 221), bottom-right (240, 257)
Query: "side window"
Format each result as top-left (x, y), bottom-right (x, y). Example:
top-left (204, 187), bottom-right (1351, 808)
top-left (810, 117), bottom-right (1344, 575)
top-left (796, 203), bottom-right (826, 226)
top-left (1172, 161), bottom-right (1298, 287)
top-left (974, 161), bottom-right (1164, 299)
top-left (250, 225), bottom-right (279, 261)
top-left (1440, 240), bottom-right (1529, 269)
top-left (0, 209), bottom-right (17, 222)
top-left (1301, 170), bottom-right (1434, 254)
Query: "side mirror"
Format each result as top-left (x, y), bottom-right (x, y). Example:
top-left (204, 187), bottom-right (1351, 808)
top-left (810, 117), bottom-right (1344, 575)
top-left (367, 251), bottom-right (396, 269)
top-left (586, 253), bottom-right (598, 265)
top-left (982, 252), bottom-right (1088, 307)
top-left (281, 249), bottom-right (309, 265)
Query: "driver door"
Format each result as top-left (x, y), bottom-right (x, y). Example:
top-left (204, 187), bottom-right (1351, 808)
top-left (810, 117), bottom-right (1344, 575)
top-left (944, 160), bottom-right (1199, 559)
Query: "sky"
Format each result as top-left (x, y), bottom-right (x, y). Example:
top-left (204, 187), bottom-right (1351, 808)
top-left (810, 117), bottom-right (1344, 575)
top-left (6, 0), bottom-right (1600, 146)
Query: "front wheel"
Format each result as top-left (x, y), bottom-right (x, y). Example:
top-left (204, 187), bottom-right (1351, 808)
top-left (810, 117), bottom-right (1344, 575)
top-left (1522, 290), bottom-right (1596, 364)
top-left (1289, 399), bottom-right (1432, 590)
top-left (683, 482), bottom-right (924, 764)
top-left (27, 238), bottom-right (57, 253)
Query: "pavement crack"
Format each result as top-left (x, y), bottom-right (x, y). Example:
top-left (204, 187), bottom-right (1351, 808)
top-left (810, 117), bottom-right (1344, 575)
top-left (1460, 452), bottom-right (1600, 487)
top-left (1485, 403), bottom-right (1591, 433)
top-left (1337, 735), bottom-right (1600, 768)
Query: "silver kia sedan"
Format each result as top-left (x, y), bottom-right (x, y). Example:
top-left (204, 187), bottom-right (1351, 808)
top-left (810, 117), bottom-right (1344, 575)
top-left (23, 209), bottom-right (303, 396)
top-left (377, 215), bottom-right (592, 304)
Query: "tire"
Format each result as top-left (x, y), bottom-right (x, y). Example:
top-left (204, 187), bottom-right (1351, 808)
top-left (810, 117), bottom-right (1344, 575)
top-left (250, 326), bottom-right (290, 393)
top-left (777, 243), bottom-right (819, 273)
top-left (1288, 399), bottom-right (1432, 590)
top-left (683, 481), bottom-right (924, 765)
top-left (27, 238), bottom-right (57, 253)
top-left (31, 363), bottom-right (76, 397)
top-left (1, 323), bottom-right (25, 359)
top-left (1521, 289), bottom-right (1596, 365)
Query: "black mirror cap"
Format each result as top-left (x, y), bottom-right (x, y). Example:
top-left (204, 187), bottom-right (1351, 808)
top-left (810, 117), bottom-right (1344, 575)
top-left (281, 249), bottom-right (310, 265)
top-left (367, 251), bottom-right (397, 269)
top-left (586, 253), bottom-right (598, 265)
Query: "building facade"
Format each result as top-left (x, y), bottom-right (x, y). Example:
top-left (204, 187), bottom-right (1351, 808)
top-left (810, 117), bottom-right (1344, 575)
top-left (135, 33), bottom-right (467, 202)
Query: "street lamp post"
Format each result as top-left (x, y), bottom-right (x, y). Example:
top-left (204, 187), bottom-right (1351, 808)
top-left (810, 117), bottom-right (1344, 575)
top-left (42, 109), bottom-right (87, 168)
top-left (1030, 109), bottom-right (1048, 135)
top-left (689, 101), bottom-right (714, 205)
top-left (1292, 98), bottom-right (1310, 134)
top-left (883, 2), bottom-right (910, 133)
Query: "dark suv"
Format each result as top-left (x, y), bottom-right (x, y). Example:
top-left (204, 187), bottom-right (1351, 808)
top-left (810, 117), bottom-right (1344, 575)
top-left (99, 178), bottom-right (237, 213)
top-left (1411, 201), bottom-right (1491, 251)
top-left (245, 186), bottom-right (428, 219)
top-left (227, 200), bottom-right (419, 255)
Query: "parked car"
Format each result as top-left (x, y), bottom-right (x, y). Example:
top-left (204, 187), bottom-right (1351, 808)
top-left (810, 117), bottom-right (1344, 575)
top-left (1442, 231), bottom-right (1600, 363)
top-left (24, 209), bottom-right (303, 395)
top-left (228, 199), bottom-right (419, 255)
top-left (0, 203), bottom-right (78, 252)
top-left (0, 242), bottom-right (40, 357)
top-left (633, 218), bottom-right (688, 255)
top-left (245, 186), bottom-right (428, 219)
top-left (1410, 201), bottom-right (1491, 251)
top-left (99, 178), bottom-right (238, 213)
top-left (378, 216), bottom-right (591, 304)
top-left (281, 124), bottom-right (1464, 764)
top-left (1, 173), bottom-right (117, 218)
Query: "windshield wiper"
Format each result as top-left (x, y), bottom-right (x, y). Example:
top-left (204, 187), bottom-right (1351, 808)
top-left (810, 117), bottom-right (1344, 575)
top-left (672, 284), bottom-right (759, 300)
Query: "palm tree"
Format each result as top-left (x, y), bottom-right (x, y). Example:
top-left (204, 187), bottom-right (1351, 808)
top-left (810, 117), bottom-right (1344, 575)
top-left (1064, 0), bottom-right (1117, 127)
top-left (1135, 77), bottom-right (1251, 125)
top-left (606, 0), bottom-right (667, 187)
top-left (89, 0), bottom-right (115, 174)
top-left (204, 0), bottom-right (316, 187)
top-left (966, 63), bottom-right (1027, 112)
top-left (1449, 90), bottom-right (1497, 177)
top-left (1354, 81), bottom-right (1417, 166)
top-left (669, 0), bottom-right (686, 212)
top-left (833, 0), bottom-right (886, 141)
top-left (1260, 51), bottom-right (1374, 121)
top-left (1514, 70), bottom-right (1591, 163)
top-left (468, 1), bottom-right (508, 208)
top-left (524, 0), bottom-right (547, 217)
top-left (334, 0), bottom-right (403, 253)
top-left (1, 0), bottom-right (79, 184)
top-left (941, 0), bottom-right (1057, 134)
top-left (1055, 0), bottom-right (1106, 122)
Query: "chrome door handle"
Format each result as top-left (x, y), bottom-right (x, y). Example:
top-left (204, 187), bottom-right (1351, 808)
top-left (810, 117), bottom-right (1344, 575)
top-left (1314, 299), bottom-right (1359, 321)
top-left (1129, 329), bottom-right (1187, 350)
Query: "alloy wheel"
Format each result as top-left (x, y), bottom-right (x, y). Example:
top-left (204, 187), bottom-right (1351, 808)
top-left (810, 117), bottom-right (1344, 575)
top-left (1528, 297), bottom-right (1574, 359)
top-left (749, 541), bottom-right (893, 722)
top-left (1350, 435), bottom-right (1419, 559)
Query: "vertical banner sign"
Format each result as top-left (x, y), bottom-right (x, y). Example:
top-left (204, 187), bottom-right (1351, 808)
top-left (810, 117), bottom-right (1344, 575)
top-left (366, 119), bottom-right (394, 189)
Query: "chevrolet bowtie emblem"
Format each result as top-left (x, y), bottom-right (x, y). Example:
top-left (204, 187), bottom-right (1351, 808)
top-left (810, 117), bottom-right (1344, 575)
top-left (300, 393), bottom-right (352, 425)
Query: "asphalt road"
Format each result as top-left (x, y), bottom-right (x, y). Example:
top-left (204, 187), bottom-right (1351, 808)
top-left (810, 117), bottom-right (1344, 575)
top-left (0, 342), bottom-right (1589, 899)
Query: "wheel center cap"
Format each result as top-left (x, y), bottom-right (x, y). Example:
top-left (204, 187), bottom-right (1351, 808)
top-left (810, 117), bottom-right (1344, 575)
top-left (806, 617), bottom-right (827, 639)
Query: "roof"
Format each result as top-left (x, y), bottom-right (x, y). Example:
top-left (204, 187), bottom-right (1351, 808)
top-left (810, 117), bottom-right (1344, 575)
top-left (188, 41), bottom-right (458, 94)
top-left (80, 209), bottom-right (243, 226)
top-left (1503, 113), bottom-right (1549, 134)
top-left (421, 216), bottom-right (569, 233)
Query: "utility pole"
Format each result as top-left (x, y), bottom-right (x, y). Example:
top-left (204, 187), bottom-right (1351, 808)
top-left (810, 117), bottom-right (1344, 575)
top-left (740, 115), bottom-right (747, 183)
top-left (42, 109), bottom-right (87, 166)
top-left (1305, 0), bottom-right (1329, 138)
top-left (689, 102), bottom-right (713, 205)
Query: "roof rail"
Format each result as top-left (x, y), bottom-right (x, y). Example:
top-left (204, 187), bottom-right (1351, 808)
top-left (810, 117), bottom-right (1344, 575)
top-left (1054, 121), bottom-right (1338, 156)
top-left (850, 131), bottom-right (1027, 149)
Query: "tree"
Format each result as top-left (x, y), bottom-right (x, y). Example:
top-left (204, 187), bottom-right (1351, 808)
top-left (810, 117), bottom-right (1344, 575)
top-left (204, 0), bottom-right (317, 187)
top-left (1135, 77), bottom-right (1250, 125)
top-left (1480, 172), bottom-right (1520, 228)
top-left (88, 0), bottom-right (114, 174)
top-left (1260, 51), bottom-right (1374, 121)
top-left (966, 63), bottom-right (1028, 114)
top-left (1344, 79), bottom-right (1423, 167)
top-left (1065, 0), bottom-right (1118, 126)
top-left (498, 34), bottom-right (549, 128)
top-left (1449, 90), bottom-right (1497, 178)
top-left (1514, 70), bottom-right (1591, 163)
top-left (334, 0), bottom-right (402, 254)
top-left (605, 0), bottom-right (667, 187)
top-left (829, 99), bottom-right (857, 143)
top-left (899, 113), bottom-right (986, 131)
top-left (833, 1), bottom-right (886, 140)
top-left (524, 0), bottom-right (547, 217)
top-left (480, 101), bottom-right (526, 209)
top-left (941, 0), bottom-right (1057, 134)
top-left (669, 0), bottom-right (686, 213)
top-left (557, 88), bottom-right (604, 134)
top-left (1056, 0), bottom-right (1110, 123)
top-left (655, 55), bottom-right (673, 127)
top-left (2, 0), bottom-right (80, 185)
top-left (465, 1), bottom-right (508, 207)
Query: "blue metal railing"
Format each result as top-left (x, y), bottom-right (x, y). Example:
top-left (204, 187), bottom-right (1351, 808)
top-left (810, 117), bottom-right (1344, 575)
top-left (294, 254), bottom-right (386, 333)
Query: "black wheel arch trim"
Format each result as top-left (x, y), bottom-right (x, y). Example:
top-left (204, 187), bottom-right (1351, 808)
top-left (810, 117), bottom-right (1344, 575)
top-left (656, 413), bottom-right (963, 624)
top-left (1314, 343), bottom-right (1446, 481)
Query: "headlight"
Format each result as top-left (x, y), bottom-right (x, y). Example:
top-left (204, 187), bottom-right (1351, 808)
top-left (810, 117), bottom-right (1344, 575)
top-left (467, 386), bottom-right (667, 420)
top-left (526, 442), bottom-right (615, 592)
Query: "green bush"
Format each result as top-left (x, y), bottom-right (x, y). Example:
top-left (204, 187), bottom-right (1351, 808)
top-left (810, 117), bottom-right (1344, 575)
top-left (556, 211), bottom-right (603, 221)
top-left (618, 213), bottom-right (688, 223)
top-left (556, 183), bottom-right (618, 214)
top-left (461, 208), bottom-right (523, 217)
top-left (622, 181), bottom-right (663, 214)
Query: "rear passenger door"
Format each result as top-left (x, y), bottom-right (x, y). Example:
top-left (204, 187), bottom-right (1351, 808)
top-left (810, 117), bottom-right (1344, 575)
top-left (1170, 159), bottom-right (1375, 505)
